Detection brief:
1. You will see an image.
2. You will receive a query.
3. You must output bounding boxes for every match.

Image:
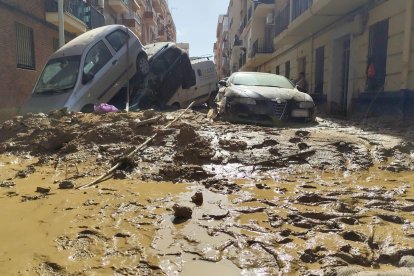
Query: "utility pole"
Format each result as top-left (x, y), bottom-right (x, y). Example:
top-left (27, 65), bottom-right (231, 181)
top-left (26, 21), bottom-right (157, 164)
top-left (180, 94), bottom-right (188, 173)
top-left (58, 0), bottom-right (65, 48)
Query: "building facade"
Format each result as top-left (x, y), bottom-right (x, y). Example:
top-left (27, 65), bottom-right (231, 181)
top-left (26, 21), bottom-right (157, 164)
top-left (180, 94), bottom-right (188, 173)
top-left (214, 14), bottom-right (230, 80)
top-left (0, 0), bottom-right (176, 120)
top-left (96, 0), bottom-right (176, 44)
top-left (214, 0), bottom-right (414, 117)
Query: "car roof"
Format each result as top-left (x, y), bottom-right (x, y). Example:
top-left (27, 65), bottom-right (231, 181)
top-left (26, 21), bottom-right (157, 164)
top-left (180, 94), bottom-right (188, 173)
top-left (145, 42), bottom-right (174, 58)
top-left (50, 25), bottom-right (128, 59)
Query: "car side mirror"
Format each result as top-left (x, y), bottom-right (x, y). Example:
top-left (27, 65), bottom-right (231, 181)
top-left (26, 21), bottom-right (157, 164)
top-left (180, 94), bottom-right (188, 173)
top-left (219, 80), bottom-right (227, 87)
top-left (82, 72), bottom-right (94, 85)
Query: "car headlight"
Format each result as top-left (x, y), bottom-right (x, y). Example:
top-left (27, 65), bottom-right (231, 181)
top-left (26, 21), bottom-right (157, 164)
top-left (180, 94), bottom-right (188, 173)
top-left (233, 97), bottom-right (256, 105)
top-left (299, 101), bottom-right (314, 109)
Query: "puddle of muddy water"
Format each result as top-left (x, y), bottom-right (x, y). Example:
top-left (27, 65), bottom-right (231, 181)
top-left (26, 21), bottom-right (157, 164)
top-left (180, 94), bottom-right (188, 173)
top-left (1, 114), bottom-right (414, 275)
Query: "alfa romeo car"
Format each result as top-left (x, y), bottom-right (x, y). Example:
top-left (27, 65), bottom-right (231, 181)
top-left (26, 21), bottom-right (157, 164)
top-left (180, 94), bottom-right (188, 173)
top-left (217, 72), bottom-right (315, 125)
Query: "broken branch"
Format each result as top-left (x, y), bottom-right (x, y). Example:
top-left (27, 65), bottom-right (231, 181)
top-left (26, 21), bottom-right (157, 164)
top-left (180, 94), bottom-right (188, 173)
top-left (77, 102), bottom-right (195, 189)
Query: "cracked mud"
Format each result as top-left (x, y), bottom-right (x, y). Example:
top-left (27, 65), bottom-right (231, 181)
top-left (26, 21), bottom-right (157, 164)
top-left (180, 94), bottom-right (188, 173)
top-left (0, 110), bottom-right (413, 275)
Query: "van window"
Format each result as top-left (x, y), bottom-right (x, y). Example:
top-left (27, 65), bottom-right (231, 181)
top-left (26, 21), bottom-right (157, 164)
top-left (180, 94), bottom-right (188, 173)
top-left (83, 41), bottom-right (112, 75)
top-left (106, 30), bottom-right (128, 52)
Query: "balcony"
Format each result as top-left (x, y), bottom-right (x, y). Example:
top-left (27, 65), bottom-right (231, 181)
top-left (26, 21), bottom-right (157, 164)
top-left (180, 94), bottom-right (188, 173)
top-left (274, 2), bottom-right (290, 38)
top-left (274, 0), bottom-right (371, 46)
top-left (144, 8), bottom-right (157, 26)
top-left (252, 0), bottom-right (275, 18)
top-left (108, 0), bottom-right (129, 14)
top-left (45, 0), bottom-right (105, 35)
top-left (123, 12), bottom-right (141, 36)
top-left (241, 38), bottom-right (273, 71)
top-left (152, 0), bottom-right (163, 13)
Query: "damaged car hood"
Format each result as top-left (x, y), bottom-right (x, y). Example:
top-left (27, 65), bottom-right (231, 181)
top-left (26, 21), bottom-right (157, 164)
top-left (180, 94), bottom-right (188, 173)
top-left (225, 85), bottom-right (313, 102)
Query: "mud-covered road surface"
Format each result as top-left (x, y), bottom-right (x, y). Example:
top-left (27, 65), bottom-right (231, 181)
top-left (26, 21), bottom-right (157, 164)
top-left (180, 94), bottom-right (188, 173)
top-left (0, 110), bottom-right (414, 275)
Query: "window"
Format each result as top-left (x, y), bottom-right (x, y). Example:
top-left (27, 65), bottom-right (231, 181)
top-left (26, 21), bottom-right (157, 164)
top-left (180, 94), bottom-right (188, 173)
top-left (83, 41), bottom-right (112, 75)
top-left (197, 69), bottom-right (202, 77)
top-left (285, 61), bottom-right (290, 79)
top-left (276, 65), bottom-right (280, 75)
top-left (106, 30), bottom-right (128, 52)
top-left (15, 22), bottom-right (35, 70)
top-left (314, 46), bottom-right (324, 94)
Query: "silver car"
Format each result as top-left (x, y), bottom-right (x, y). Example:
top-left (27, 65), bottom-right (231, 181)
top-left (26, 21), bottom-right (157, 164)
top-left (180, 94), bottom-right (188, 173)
top-left (20, 25), bottom-right (149, 113)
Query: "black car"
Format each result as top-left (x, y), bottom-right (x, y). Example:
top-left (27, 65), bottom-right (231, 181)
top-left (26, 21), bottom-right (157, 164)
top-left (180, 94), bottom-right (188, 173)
top-left (218, 72), bottom-right (315, 125)
top-left (130, 42), bottom-right (196, 109)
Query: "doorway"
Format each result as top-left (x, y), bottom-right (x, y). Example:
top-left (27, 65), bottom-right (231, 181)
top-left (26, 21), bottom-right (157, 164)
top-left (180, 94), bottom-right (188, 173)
top-left (330, 35), bottom-right (351, 117)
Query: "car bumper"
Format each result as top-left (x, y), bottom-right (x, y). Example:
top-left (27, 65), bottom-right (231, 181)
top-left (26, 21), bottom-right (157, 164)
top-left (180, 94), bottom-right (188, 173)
top-left (223, 99), bottom-right (315, 125)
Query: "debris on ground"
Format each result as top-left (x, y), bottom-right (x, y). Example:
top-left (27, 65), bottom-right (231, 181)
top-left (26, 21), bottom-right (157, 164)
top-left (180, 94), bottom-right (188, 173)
top-left (0, 110), bottom-right (413, 274)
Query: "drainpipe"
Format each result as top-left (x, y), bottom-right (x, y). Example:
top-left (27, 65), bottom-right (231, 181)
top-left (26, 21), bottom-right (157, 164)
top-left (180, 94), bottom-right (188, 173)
top-left (58, 0), bottom-right (65, 48)
top-left (401, 0), bottom-right (413, 89)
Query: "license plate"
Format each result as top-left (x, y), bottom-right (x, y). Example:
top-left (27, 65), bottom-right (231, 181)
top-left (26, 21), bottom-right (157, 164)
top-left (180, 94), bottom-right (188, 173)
top-left (291, 109), bottom-right (309, 117)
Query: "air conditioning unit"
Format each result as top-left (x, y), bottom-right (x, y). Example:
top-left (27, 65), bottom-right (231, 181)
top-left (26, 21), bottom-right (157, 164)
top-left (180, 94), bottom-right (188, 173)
top-left (266, 13), bottom-right (274, 25)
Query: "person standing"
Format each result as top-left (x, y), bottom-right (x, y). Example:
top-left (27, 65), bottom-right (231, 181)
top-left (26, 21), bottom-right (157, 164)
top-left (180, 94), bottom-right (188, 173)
top-left (296, 72), bottom-right (309, 93)
top-left (366, 57), bottom-right (377, 91)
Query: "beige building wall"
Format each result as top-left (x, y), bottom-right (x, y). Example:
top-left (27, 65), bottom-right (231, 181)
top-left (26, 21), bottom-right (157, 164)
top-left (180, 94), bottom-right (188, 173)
top-left (259, 0), bottom-right (414, 114)
top-left (227, 0), bottom-right (242, 73)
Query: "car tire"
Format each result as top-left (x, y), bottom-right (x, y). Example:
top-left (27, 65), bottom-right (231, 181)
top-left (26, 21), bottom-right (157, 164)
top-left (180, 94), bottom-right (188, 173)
top-left (136, 54), bottom-right (149, 76)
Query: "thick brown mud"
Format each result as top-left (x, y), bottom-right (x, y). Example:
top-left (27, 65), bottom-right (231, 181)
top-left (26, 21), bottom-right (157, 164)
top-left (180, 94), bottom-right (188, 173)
top-left (0, 110), bottom-right (413, 275)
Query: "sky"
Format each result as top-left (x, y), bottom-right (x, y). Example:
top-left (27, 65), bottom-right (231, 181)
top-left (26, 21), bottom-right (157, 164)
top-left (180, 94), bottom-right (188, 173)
top-left (168, 0), bottom-right (229, 58)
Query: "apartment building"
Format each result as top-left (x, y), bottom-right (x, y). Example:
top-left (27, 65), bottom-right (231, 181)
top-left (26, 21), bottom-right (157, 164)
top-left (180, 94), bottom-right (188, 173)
top-left (96, 0), bottom-right (176, 44)
top-left (215, 0), bottom-right (414, 117)
top-left (214, 14), bottom-right (230, 80)
top-left (0, 0), bottom-right (176, 120)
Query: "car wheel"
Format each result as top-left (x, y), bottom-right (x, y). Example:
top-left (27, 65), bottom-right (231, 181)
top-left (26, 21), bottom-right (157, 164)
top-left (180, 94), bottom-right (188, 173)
top-left (136, 54), bottom-right (149, 76)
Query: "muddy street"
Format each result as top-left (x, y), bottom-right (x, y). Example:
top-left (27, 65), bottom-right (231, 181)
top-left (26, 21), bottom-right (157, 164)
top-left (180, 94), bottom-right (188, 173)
top-left (0, 110), bottom-right (414, 275)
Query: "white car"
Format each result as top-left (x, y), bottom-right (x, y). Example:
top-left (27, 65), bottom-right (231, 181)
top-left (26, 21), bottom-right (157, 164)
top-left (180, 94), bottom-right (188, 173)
top-left (20, 25), bottom-right (149, 113)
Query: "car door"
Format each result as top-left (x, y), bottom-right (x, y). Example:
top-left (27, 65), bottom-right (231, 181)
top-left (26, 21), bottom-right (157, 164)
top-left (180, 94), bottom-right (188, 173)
top-left (105, 29), bottom-right (132, 90)
top-left (78, 40), bottom-right (117, 105)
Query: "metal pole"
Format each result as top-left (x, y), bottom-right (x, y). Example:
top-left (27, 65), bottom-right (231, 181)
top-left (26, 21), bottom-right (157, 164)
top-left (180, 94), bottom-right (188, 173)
top-left (125, 27), bottom-right (130, 113)
top-left (58, 0), bottom-right (65, 48)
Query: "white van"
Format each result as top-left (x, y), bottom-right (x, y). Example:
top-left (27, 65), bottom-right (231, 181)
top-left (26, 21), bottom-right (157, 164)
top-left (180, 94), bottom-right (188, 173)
top-left (166, 58), bottom-right (218, 109)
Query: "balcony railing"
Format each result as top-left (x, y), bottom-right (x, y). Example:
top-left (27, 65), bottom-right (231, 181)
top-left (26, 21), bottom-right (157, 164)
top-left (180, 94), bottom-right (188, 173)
top-left (46, 0), bottom-right (104, 29)
top-left (274, 2), bottom-right (290, 37)
top-left (292, 0), bottom-right (313, 21)
top-left (249, 38), bottom-right (274, 58)
top-left (239, 15), bottom-right (248, 35)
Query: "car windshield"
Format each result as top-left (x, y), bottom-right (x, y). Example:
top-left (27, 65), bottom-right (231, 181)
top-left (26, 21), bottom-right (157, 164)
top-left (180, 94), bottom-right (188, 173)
top-left (232, 73), bottom-right (294, 89)
top-left (34, 56), bottom-right (81, 93)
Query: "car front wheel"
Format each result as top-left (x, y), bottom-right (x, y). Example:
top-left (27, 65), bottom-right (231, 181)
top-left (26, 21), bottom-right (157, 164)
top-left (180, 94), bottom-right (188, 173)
top-left (136, 54), bottom-right (149, 76)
